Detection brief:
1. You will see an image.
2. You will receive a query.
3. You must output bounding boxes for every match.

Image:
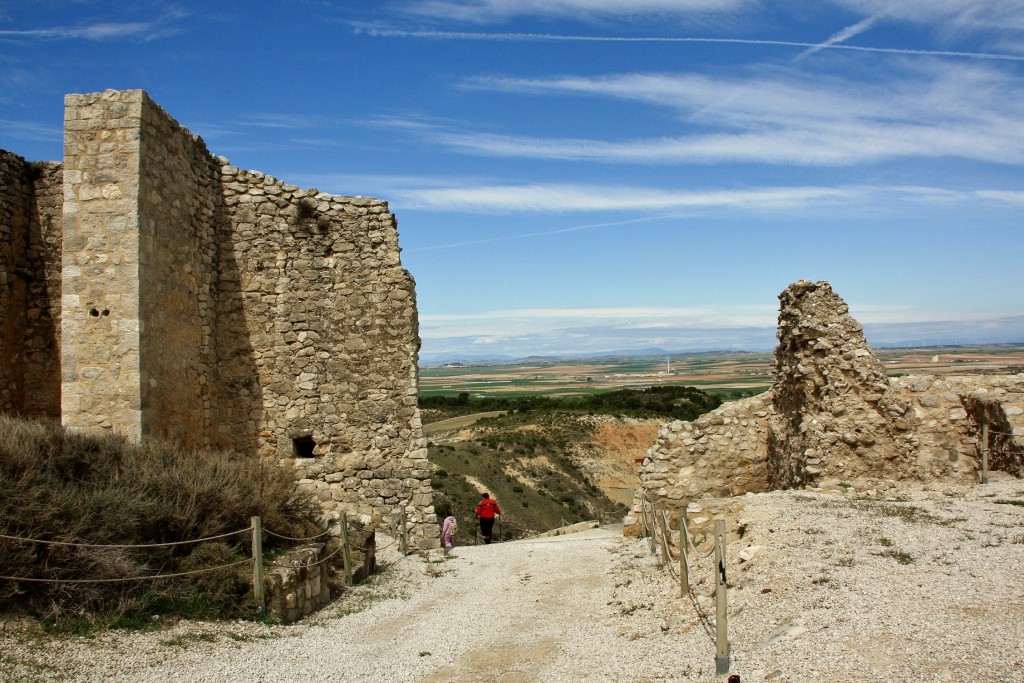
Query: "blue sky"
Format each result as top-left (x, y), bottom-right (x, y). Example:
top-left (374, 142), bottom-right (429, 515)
top-left (3, 1), bottom-right (1023, 361)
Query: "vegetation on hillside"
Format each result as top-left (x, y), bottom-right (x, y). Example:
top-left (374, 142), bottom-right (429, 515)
top-left (420, 384), bottom-right (721, 423)
top-left (426, 385), bottom-right (723, 541)
top-left (430, 413), bottom-right (618, 541)
top-left (0, 416), bottom-right (322, 629)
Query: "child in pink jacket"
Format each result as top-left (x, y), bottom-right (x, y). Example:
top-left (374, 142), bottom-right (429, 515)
top-left (442, 511), bottom-right (458, 553)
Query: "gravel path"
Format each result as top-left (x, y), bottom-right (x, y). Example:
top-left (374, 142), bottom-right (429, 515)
top-left (3, 476), bottom-right (1023, 682)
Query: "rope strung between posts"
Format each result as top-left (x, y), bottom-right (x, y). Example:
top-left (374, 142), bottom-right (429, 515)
top-left (0, 557), bottom-right (254, 584)
top-left (0, 521), bottom-right (346, 583)
top-left (679, 514), bottom-right (717, 598)
top-left (640, 495), bottom-right (717, 599)
top-left (0, 527), bottom-right (252, 549)
top-left (265, 542), bottom-right (346, 570)
top-left (686, 578), bottom-right (718, 644)
top-left (683, 515), bottom-right (717, 559)
top-left (263, 526), bottom-right (334, 543)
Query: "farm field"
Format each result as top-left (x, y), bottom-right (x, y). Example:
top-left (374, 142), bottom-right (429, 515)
top-left (419, 344), bottom-right (1024, 399)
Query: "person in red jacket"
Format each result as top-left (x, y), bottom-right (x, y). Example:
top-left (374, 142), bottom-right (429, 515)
top-left (475, 492), bottom-right (501, 544)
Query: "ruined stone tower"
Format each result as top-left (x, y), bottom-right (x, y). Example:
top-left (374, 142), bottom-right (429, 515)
top-left (1, 89), bottom-right (437, 547)
top-left (766, 280), bottom-right (917, 488)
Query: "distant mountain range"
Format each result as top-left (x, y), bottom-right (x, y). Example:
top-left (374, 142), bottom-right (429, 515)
top-left (418, 347), bottom-right (760, 367)
top-left (418, 342), bottom-right (1024, 369)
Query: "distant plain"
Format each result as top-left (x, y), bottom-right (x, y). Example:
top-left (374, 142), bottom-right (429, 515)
top-left (420, 345), bottom-right (1024, 399)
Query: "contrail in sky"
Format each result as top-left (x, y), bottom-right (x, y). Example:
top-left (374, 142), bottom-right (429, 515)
top-left (796, 16), bottom-right (879, 60)
top-left (358, 27), bottom-right (1024, 62)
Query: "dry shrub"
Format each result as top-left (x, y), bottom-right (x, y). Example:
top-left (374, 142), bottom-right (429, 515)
top-left (0, 416), bottom-right (321, 623)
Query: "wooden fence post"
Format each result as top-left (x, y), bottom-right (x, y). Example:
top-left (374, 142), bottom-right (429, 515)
top-left (399, 507), bottom-right (409, 556)
top-left (714, 518), bottom-right (729, 677)
top-left (679, 505), bottom-right (688, 598)
top-left (654, 503), bottom-right (667, 567)
top-left (981, 421), bottom-right (990, 485)
top-left (339, 512), bottom-right (353, 588)
top-left (251, 516), bottom-right (265, 615)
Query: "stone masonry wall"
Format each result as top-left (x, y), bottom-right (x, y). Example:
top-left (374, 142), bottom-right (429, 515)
top-left (24, 163), bottom-right (63, 419)
top-left (630, 280), bottom-right (1021, 526)
top-left (136, 93), bottom-right (223, 446)
top-left (917, 375), bottom-right (1024, 477)
top-left (0, 152), bottom-right (62, 418)
top-left (0, 151), bottom-right (29, 413)
top-left (217, 165), bottom-right (436, 542)
top-left (2, 88), bottom-right (437, 549)
top-left (624, 392), bottom-right (771, 535)
top-left (61, 90), bottom-right (147, 436)
top-left (767, 280), bottom-right (917, 488)
top-left (61, 90), bottom-right (222, 442)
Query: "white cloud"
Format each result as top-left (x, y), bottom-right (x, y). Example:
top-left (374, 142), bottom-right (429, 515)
top-left (827, 0), bottom-right (1024, 33)
top-left (397, 0), bottom-right (748, 24)
top-left (0, 22), bottom-right (152, 39)
top-left (0, 119), bottom-right (62, 144)
top-left (418, 304), bottom-right (1024, 358)
top-left (450, 64), bottom-right (1024, 165)
top-left (0, 7), bottom-right (188, 42)
top-left (385, 181), bottom-right (1019, 214)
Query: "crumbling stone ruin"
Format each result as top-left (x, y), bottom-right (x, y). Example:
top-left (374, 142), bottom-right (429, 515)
top-left (767, 280), bottom-right (918, 487)
top-left (626, 280), bottom-right (1024, 533)
top-left (0, 90), bottom-right (437, 548)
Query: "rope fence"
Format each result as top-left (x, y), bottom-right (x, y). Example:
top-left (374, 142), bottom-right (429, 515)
top-left (637, 492), bottom-right (732, 677)
top-left (977, 420), bottom-right (1024, 485)
top-left (0, 513), bottom-right (375, 610)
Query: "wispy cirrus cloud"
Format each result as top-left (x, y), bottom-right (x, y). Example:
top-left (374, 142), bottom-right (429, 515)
top-left (358, 27), bottom-right (1024, 61)
top-left (395, 0), bottom-right (748, 24)
top-left (0, 7), bottom-right (188, 42)
top-left (434, 64), bottom-right (1024, 166)
top-left (0, 118), bottom-right (62, 144)
top-left (302, 172), bottom-right (1023, 216)
top-left (796, 15), bottom-right (880, 60)
top-left (392, 183), bottom-right (863, 213)
top-left (417, 305), bottom-right (1024, 358)
top-left (828, 0), bottom-right (1024, 33)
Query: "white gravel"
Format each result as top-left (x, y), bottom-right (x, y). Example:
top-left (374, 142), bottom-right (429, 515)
top-left (3, 476), bottom-right (1023, 682)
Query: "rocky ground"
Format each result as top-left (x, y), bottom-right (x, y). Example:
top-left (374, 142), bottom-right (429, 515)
top-left (2, 476), bottom-right (1022, 682)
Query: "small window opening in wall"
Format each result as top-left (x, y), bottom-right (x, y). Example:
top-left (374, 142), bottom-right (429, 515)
top-left (293, 436), bottom-right (316, 458)
top-left (88, 308), bottom-right (111, 317)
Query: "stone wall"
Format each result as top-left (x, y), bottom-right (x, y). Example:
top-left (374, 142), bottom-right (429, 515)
top-left (767, 280), bottom-right (917, 488)
top-left (263, 528), bottom-right (376, 623)
top-left (0, 151), bottom-right (62, 418)
top-left (217, 165), bottom-right (434, 539)
top-left (61, 91), bottom-right (224, 442)
top-left (629, 280), bottom-right (1022, 525)
top-left (1, 88), bottom-right (437, 549)
top-left (864, 373), bottom-right (1024, 480)
top-left (624, 393), bottom-right (770, 535)
top-left (137, 93), bottom-right (224, 446)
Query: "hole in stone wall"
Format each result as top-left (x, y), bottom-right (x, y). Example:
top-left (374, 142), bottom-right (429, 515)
top-left (293, 436), bottom-right (316, 458)
top-left (89, 308), bottom-right (99, 317)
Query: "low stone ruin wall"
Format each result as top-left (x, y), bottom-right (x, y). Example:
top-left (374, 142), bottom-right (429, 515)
top-left (264, 544), bottom-right (334, 624)
top-left (625, 393), bottom-right (771, 535)
top-left (627, 280), bottom-right (1024, 530)
top-left (264, 528), bottom-right (376, 624)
